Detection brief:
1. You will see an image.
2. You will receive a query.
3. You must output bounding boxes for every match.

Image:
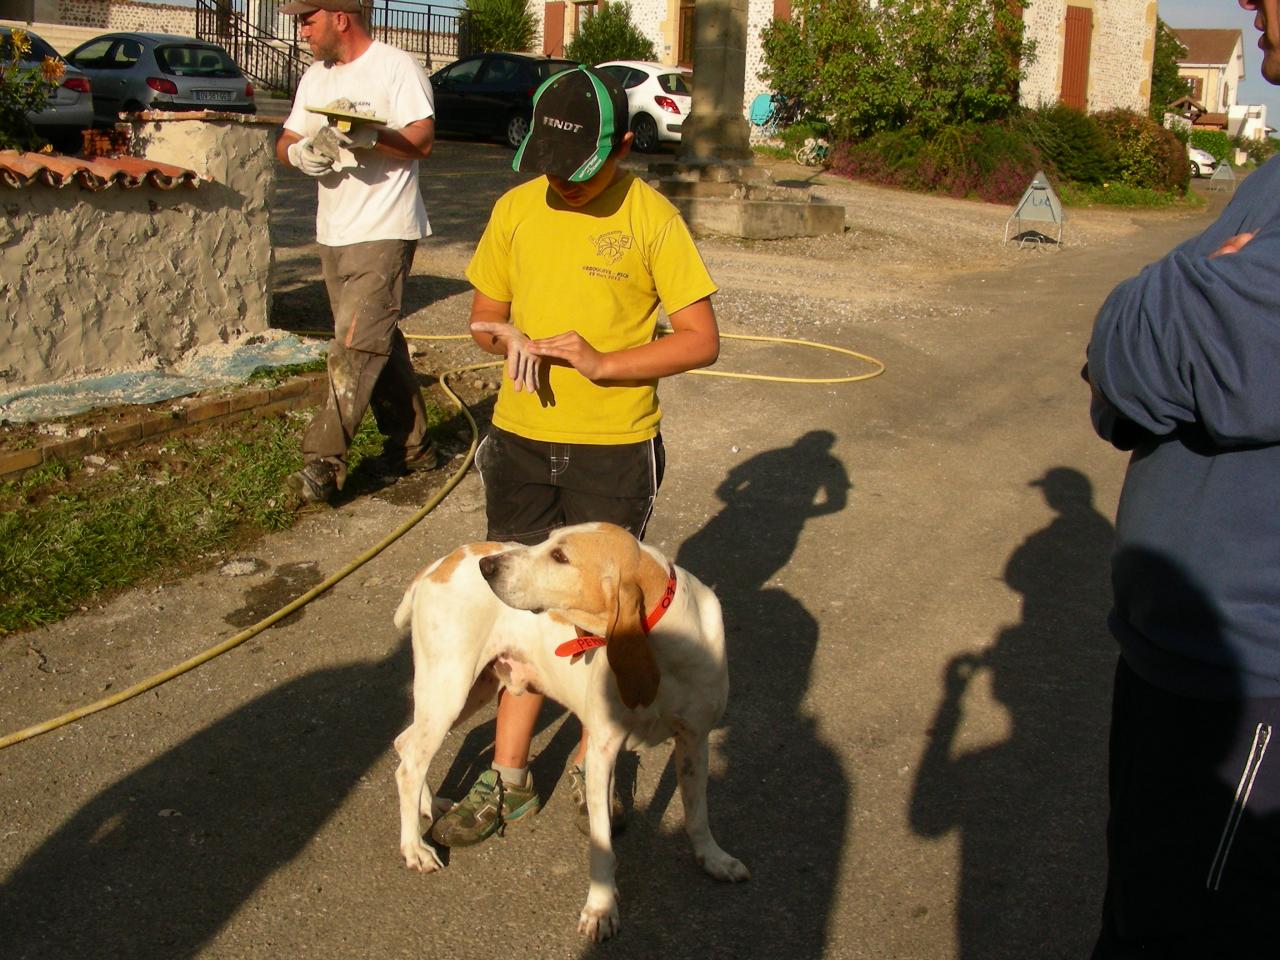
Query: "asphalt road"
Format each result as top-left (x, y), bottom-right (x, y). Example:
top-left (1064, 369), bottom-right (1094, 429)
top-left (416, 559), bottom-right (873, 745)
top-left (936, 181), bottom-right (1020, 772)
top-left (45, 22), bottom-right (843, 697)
top-left (0, 145), bottom-right (1230, 959)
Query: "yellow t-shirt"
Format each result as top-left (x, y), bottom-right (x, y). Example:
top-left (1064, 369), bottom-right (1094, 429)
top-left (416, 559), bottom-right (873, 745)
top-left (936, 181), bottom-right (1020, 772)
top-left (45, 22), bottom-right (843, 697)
top-left (466, 173), bottom-right (717, 444)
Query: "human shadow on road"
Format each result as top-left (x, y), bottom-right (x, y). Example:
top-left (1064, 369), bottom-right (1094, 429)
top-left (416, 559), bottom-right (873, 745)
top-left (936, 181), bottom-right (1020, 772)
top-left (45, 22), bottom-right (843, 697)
top-left (909, 467), bottom-right (1116, 959)
top-left (0, 640), bottom-right (412, 960)
top-left (582, 429), bottom-right (852, 959)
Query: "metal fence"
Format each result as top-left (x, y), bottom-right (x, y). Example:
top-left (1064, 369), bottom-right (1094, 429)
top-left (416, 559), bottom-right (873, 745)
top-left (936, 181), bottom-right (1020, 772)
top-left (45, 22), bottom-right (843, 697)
top-left (195, 0), bottom-right (469, 95)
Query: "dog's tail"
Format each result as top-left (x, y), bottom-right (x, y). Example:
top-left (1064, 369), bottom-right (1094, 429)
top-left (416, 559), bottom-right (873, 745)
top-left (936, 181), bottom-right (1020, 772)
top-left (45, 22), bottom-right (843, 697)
top-left (394, 579), bottom-right (418, 633)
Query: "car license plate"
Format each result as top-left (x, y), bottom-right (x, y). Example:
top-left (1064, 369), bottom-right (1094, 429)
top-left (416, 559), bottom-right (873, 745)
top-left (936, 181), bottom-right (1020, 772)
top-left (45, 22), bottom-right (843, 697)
top-left (195, 90), bottom-right (235, 102)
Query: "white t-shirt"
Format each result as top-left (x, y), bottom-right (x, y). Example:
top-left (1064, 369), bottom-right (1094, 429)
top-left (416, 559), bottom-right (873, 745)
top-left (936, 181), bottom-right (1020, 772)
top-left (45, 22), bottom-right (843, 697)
top-left (284, 41), bottom-right (433, 246)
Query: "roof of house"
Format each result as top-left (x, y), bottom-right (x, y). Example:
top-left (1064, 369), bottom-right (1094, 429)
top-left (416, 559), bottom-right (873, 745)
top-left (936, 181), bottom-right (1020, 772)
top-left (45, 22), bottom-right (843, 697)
top-left (1172, 28), bottom-right (1243, 66)
top-left (0, 151), bottom-right (202, 191)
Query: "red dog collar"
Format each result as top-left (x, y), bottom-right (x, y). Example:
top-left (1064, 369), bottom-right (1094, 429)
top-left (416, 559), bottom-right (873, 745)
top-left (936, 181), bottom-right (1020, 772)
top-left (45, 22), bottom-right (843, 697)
top-left (555, 565), bottom-right (678, 658)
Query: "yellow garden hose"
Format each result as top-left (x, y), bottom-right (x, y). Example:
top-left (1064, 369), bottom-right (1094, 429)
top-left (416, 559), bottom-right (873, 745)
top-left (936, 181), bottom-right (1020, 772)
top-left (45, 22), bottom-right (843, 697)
top-left (0, 332), bottom-right (882, 751)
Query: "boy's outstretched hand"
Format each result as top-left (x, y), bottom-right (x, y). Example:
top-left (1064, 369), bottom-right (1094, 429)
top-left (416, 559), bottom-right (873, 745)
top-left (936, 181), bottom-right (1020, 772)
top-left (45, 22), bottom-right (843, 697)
top-left (528, 331), bottom-right (606, 381)
top-left (470, 321), bottom-right (541, 392)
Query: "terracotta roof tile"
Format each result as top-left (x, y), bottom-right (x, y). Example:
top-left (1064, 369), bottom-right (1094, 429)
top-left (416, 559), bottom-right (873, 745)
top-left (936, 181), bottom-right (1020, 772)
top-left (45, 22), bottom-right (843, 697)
top-left (1172, 28), bottom-right (1243, 66)
top-left (0, 150), bottom-right (202, 191)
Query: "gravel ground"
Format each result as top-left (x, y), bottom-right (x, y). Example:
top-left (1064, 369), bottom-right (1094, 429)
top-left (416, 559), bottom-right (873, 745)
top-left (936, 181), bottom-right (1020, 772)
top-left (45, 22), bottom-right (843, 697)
top-left (0, 138), bottom-right (1226, 960)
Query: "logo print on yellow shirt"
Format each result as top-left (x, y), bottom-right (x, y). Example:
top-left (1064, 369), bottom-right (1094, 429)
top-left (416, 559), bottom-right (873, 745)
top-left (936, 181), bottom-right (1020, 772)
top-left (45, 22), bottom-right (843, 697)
top-left (591, 231), bottom-right (633, 265)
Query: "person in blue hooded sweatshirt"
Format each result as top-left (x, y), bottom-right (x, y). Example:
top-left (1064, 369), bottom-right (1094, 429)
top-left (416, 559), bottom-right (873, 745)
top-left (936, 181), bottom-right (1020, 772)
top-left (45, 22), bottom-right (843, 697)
top-left (1086, 3), bottom-right (1280, 955)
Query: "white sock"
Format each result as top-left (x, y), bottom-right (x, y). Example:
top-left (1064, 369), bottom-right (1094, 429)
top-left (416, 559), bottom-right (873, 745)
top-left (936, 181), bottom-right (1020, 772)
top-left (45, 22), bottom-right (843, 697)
top-left (492, 762), bottom-right (528, 788)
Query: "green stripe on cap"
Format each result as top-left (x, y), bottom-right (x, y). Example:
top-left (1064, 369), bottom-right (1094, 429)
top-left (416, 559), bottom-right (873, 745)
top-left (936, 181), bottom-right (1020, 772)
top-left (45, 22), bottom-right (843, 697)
top-left (566, 67), bottom-right (618, 182)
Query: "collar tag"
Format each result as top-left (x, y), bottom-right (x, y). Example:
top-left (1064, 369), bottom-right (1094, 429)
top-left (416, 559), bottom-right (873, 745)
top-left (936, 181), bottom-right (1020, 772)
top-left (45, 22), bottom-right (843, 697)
top-left (554, 635), bottom-right (605, 658)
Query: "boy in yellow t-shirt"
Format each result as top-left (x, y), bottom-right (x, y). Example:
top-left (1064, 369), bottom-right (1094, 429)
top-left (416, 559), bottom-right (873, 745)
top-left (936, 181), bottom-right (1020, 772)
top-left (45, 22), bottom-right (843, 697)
top-left (430, 65), bottom-right (720, 848)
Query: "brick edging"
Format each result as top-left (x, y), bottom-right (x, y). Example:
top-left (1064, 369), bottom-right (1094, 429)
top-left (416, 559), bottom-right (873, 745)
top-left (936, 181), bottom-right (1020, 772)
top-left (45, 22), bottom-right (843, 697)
top-left (0, 372), bottom-right (328, 483)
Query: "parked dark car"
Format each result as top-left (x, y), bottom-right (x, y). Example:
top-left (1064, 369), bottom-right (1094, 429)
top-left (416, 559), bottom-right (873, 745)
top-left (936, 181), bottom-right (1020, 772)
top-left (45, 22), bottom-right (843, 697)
top-left (66, 32), bottom-right (255, 124)
top-left (430, 52), bottom-right (576, 149)
top-left (0, 26), bottom-right (94, 153)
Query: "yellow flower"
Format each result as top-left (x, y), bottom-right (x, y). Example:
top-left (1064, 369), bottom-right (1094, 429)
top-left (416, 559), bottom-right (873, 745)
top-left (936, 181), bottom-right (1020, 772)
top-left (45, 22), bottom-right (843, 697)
top-left (40, 55), bottom-right (65, 83)
top-left (9, 28), bottom-right (31, 58)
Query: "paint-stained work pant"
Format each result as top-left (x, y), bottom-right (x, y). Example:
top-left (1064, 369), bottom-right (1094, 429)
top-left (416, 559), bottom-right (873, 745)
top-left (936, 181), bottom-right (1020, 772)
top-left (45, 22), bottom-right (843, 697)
top-left (302, 238), bottom-right (430, 488)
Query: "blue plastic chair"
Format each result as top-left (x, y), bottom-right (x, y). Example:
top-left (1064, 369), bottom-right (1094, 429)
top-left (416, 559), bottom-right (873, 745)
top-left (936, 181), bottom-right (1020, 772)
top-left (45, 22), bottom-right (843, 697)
top-left (748, 93), bottom-right (775, 128)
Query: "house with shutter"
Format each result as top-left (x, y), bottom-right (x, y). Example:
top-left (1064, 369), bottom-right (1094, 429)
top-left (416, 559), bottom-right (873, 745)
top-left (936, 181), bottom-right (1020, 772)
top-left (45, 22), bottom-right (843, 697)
top-left (1169, 27), bottom-right (1268, 140)
top-left (1017, 0), bottom-right (1156, 114)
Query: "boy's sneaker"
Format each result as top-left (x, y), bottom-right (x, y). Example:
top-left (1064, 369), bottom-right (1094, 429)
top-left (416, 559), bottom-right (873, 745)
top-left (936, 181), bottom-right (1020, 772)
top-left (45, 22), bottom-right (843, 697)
top-left (429, 769), bottom-right (539, 847)
top-left (285, 461), bottom-right (338, 506)
top-left (564, 760), bottom-right (626, 837)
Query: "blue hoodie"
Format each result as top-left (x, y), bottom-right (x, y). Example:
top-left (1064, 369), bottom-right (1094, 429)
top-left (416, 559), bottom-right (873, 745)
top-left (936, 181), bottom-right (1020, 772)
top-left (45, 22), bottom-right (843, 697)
top-left (1088, 157), bottom-right (1280, 700)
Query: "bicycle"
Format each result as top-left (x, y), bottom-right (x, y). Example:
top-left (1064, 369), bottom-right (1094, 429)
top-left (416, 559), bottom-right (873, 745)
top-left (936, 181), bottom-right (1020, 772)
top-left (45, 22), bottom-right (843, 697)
top-left (794, 137), bottom-right (830, 167)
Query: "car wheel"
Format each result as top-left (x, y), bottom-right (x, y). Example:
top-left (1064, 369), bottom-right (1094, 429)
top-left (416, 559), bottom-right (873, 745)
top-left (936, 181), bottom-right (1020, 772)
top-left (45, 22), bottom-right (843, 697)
top-left (1190, 160), bottom-right (1201, 178)
top-left (505, 113), bottom-right (529, 150)
top-left (632, 114), bottom-right (659, 153)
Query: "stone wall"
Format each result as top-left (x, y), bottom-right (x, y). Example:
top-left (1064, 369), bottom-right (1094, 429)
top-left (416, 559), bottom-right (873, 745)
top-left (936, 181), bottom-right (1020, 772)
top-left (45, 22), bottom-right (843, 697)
top-left (1020, 0), bottom-right (1156, 114)
top-left (0, 116), bottom-right (276, 389)
top-left (39, 0), bottom-right (194, 33)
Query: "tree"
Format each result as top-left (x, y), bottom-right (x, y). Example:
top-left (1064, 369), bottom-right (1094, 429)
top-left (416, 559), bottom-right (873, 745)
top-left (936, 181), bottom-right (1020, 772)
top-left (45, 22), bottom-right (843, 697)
top-left (0, 28), bottom-right (63, 151)
top-left (1149, 18), bottom-right (1191, 118)
top-left (760, 0), bottom-right (1033, 140)
top-left (465, 0), bottom-right (537, 54)
top-left (565, 3), bottom-right (656, 65)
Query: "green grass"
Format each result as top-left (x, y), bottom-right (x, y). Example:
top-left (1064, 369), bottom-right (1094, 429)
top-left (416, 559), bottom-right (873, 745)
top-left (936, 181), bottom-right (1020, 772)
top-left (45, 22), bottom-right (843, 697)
top-left (246, 357), bottom-right (327, 386)
top-left (1052, 181), bottom-right (1205, 209)
top-left (0, 403), bottom-right (443, 635)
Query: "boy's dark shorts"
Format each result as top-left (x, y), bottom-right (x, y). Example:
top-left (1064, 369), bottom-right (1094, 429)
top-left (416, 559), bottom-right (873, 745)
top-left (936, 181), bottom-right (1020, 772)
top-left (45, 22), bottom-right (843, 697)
top-left (477, 426), bottom-right (665, 546)
top-left (1093, 656), bottom-right (1280, 959)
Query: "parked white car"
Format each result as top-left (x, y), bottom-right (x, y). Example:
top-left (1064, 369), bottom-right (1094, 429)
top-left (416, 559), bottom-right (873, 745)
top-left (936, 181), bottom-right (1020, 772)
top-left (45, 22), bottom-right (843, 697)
top-left (595, 60), bottom-right (692, 152)
top-left (1188, 145), bottom-right (1218, 178)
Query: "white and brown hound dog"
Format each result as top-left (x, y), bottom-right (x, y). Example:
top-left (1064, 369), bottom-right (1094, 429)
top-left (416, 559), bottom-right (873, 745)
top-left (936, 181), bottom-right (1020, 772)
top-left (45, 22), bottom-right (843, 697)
top-left (393, 521), bottom-right (749, 941)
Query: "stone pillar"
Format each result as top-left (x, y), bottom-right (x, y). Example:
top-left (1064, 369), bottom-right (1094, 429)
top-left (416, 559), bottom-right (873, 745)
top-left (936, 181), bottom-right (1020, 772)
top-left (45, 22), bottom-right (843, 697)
top-left (678, 0), bottom-right (752, 163)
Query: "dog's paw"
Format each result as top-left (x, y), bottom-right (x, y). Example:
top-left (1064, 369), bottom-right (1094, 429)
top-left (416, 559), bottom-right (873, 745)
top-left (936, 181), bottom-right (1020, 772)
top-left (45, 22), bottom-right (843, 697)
top-left (401, 839), bottom-right (444, 873)
top-left (697, 847), bottom-right (750, 883)
top-left (578, 901), bottom-right (621, 942)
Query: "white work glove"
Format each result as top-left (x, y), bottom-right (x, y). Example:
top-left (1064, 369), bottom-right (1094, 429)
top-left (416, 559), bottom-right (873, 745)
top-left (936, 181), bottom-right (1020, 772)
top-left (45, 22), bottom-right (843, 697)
top-left (287, 137), bottom-right (334, 177)
top-left (470, 321), bottom-right (541, 393)
top-left (334, 125), bottom-right (378, 150)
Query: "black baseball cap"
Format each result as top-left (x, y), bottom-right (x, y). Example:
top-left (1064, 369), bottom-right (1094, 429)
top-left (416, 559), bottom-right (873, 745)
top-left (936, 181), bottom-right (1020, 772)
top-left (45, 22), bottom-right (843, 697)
top-left (280, 0), bottom-right (361, 13)
top-left (512, 65), bottom-right (629, 182)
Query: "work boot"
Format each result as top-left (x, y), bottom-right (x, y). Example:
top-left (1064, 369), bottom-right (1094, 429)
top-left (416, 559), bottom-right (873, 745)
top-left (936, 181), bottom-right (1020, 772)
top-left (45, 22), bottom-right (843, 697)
top-left (429, 769), bottom-right (539, 848)
top-left (363, 442), bottom-right (439, 480)
top-left (564, 759), bottom-right (626, 837)
top-left (285, 461), bottom-right (338, 506)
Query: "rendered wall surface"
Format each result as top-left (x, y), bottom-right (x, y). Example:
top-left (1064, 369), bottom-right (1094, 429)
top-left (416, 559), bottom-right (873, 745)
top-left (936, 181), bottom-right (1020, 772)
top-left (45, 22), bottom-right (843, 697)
top-left (0, 117), bottom-right (276, 389)
top-left (1020, 0), bottom-right (1156, 114)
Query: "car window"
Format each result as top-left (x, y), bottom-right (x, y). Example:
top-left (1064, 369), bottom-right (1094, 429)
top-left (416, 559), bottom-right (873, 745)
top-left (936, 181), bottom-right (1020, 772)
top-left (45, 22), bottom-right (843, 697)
top-left (0, 29), bottom-right (61, 64)
top-left (598, 65), bottom-right (629, 86)
top-left (479, 57), bottom-right (520, 85)
top-left (439, 58), bottom-right (483, 83)
top-left (622, 69), bottom-right (647, 89)
top-left (537, 59), bottom-right (576, 81)
top-left (108, 38), bottom-right (143, 69)
top-left (157, 44), bottom-right (239, 77)
top-left (68, 37), bottom-right (115, 68)
top-left (658, 72), bottom-right (692, 96)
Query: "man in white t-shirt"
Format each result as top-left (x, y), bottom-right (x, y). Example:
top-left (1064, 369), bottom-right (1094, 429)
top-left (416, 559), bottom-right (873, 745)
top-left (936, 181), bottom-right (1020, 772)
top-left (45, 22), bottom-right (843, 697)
top-left (277, 0), bottom-right (437, 505)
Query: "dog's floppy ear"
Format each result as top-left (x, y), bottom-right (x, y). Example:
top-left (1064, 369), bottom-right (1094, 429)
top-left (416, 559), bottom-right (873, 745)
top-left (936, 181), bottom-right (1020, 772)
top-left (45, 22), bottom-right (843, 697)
top-left (603, 574), bottom-right (660, 709)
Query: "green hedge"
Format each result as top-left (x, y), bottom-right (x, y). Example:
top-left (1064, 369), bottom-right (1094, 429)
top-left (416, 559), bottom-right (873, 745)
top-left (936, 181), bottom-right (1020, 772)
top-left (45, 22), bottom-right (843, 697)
top-left (1189, 129), bottom-right (1233, 163)
top-left (825, 106), bottom-right (1190, 204)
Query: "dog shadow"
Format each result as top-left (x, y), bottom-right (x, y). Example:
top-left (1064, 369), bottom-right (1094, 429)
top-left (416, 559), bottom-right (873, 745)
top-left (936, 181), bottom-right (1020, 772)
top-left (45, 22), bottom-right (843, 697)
top-left (909, 467), bottom-right (1117, 958)
top-left (0, 639), bottom-right (413, 960)
top-left (580, 429), bottom-right (852, 959)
